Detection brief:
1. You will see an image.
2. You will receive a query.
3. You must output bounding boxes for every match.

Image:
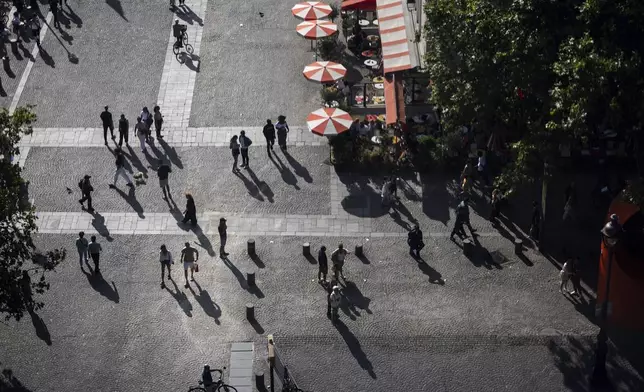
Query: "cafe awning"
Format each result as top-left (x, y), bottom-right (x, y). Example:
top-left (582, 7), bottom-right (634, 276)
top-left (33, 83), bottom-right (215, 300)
top-left (341, 0), bottom-right (377, 11)
top-left (376, 0), bottom-right (412, 73)
top-left (384, 74), bottom-right (405, 124)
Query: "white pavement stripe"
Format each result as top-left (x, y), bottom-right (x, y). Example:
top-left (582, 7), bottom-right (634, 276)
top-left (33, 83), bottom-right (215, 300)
top-left (19, 126), bottom-right (324, 147)
top-left (156, 0), bottom-right (208, 127)
top-left (9, 12), bottom-right (54, 115)
top-left (34, 211), bottom-right (502, 238)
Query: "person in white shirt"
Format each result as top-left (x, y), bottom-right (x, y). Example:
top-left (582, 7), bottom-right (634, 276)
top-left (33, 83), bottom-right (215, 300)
top-left (477, 150), bottom-right (489, 186)
top-left (135, 117), bottom-right (147, 153)
top-left (159, 244), bottom-right (173, 288)
top-left (140, 107), bottom-right (153, 141)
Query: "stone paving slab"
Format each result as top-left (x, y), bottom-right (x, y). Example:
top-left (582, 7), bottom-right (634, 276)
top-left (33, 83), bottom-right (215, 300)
top-left (20, 126), bottom-right (323, 147)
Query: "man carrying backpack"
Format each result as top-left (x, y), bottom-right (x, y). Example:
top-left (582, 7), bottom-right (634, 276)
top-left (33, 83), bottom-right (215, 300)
top-left (78, 174), bottom-right (94, 212)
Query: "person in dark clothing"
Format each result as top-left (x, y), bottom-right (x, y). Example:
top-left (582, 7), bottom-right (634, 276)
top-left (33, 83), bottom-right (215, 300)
top-left (88, 235), bottom-right (102, 274)
top-left (78, 174), bottom-right (94, 211)
top-left (263, 119), bottom-right (276, 153)
top-left (100, 106), bottom-right (114, 145)
top-left (157, 159), bottom-right (172, 200)
top-left (153, 106), bottom-right (164, 139)
top-left (110, 148), bottom-right (133, 188)
top-left (450, 199), bottom-right (475, 240)
top-left (117, 114), bottom-right (129, 146)
top-left (275, 115), bottom-right (289, 150)
top-left (218, 217), bottom-right (228, 256)
top-left (318, 245), bottom-right (328, 282)
top-left (182, 193), bottom-right (197, 226)
top-left (407, 225), bottom-right (424, 258)
top-left (50, 0), bottom-right (60, 29)
top-left (239, 130), bottom-right (252, 168)
top-left (529, 201), bottom-right (541, 241)
top-left (172, 19), bottom-right (184, 48)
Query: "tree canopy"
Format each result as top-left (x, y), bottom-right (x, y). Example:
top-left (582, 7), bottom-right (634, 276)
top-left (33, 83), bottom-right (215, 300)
top-left (425, 0), bottom-right (644, 192)
top-left (0, 106), bottom-right (65, 321)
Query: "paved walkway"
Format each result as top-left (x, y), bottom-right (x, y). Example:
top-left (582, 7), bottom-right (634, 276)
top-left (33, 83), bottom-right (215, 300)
top-left (19, 127), bottom-right (323, 147)
top-left (157, 0), bottom-right (208, 127)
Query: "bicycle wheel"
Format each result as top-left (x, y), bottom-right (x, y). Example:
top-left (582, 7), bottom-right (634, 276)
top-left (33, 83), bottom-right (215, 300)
top-left (185, 43), bottom-right (194, 54)
top-left (173, 42), bottom-right (179, 55)
top-left (182, 32), bottom-right (189, 46)
top-left (187, 387), bottom-right (206, 392)
top-left (217, 384), bottom-right (238, 392)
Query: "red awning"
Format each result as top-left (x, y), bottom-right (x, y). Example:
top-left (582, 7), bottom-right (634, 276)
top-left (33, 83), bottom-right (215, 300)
top-left (341, 0), bottom-right (377, 11)
top-left (384, 75), bottom-right (405, 124)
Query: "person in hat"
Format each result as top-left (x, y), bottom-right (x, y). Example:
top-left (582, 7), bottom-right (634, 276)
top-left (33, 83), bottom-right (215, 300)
top-left (263, 119), bottom-right (276, 154)
top-left (78, 174), bottom-right (94, 212)
top-left (275, 115), bottom-right (289, 150)
top-left (238, 130), bottom-right (252, 168)
top-left (328, 285), bottom-right (342, 322)
top-left (218, 217), bottom-right (228, 257)
top-left (100, 106), bottom-right (114, 145)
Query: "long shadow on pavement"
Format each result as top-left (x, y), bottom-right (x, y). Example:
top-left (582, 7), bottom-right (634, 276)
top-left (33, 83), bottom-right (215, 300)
top-left (234, 170), bottom-right (264, 201)
top-left (333, 320), bottom-right (377, 379)
top-left (105, 0), bottom-right (128, 22)
top-left (192, 224), bottom-right (215, 257)
top-left (247, 168), bottom-right (274, 203)
top-left (81, 265), bottom-right (120, 303)
top-left (1, 366), bottom-right (33, 392)
top-left (111, 184), bottom-right (145, 218)
top-left (282, 149), bottom-right (313, 183)
top-left (342, 280), bottom-right (372, 316)
top-left (190, 280), bottom-right (221, 324)
top-left (270, 153), bottom-right (299, 190)
top-left (158, 138), bottom-right (183, 169)
top-left (414, 256), bottom-right (445, 285)
top-left (175, 4), bottom-right (203, 26)
top-left (28, 309), bottom-right (51, 346)
top-left (90, 210), bottom-right (113, 242)
top-left (165, 279), bottom-right (193, 317)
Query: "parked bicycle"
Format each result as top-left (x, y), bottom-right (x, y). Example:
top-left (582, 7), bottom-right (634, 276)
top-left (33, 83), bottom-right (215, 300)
top-left (188, 366), bottom-right (237, 392)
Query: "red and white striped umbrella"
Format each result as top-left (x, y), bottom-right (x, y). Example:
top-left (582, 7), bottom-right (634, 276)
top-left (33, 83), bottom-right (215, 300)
top-left (296, 20), bottom-right (338, 39)
top-left (307, 107), bottom-right (353, 136)
top-left (291, 1), bottom-right (332, 20)
top-left (303, 61), bottom-right (346, 83)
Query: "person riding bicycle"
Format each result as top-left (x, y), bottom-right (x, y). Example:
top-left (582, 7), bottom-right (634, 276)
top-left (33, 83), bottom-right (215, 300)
top-left (172, 19), bottom-right (185, 48)
top-left (201, 364), bottom-right (216, 388)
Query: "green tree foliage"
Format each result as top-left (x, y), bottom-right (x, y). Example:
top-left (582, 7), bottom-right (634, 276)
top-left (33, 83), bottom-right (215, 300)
top-left (0, 106), bottom-right (65, 321)
top-left (425, 0), bottom-right (644, 193)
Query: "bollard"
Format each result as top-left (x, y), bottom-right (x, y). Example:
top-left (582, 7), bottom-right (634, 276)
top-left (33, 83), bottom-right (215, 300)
top-left (463, 239), bottom-right (473, 257)
top-left (247, 239), bottom-right (255, 255)
top-left (355, 244), bottom-right (363, 257)
top-left (246, 303), bottom-right (255, 320)
top-left (302, 242), bottom-right (310, 256)
top-left (514, 239), bottom-right (523, 255)
top-left (246, 271), bottom-right (256, 287)
top-left (255, 372), bottom-right (265, 390)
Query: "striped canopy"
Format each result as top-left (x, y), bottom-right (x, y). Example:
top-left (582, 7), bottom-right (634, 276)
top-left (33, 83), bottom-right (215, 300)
top-left (291, 1), bottom-right (332, 20)
top-left (303, 61), bottom-right (347, 83)
top-left (307, 107), bottom-right (352, 136)
top-left (296, 20), bottom-right (338, 39)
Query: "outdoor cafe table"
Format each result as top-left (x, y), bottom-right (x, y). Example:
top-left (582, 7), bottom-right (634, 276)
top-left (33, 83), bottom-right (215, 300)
top-left (372, 19), bottom-right (379, 25)
top-left (364, 59), bottom-right (378, 67)
top-left (359, 19), bottom-right (369, 26)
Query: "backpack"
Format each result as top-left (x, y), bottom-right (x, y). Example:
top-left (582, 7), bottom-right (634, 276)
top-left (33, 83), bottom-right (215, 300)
top-left (78, 179), bottom-right (83, 189)
top-left (245, 136), bottom-right (252, 146)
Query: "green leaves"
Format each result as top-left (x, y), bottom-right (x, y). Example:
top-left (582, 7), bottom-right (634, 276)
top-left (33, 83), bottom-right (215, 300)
top-left (0, 106), bottom-right (65, 321)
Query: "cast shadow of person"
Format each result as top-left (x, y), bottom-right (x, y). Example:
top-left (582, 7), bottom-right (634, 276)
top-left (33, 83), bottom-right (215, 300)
top-left (61, 2), bottom-right (83, 27)
top-left (113, 185), bottom-right (145, 218)
top-left (192, 224), bottom-right (215, 257)
top-left (125, 145), bottom-right (149, 177)
top-left (342, 280), bottom-right (372, 316)
top-left (269, 153), bottom-right (299, 190)
top-left (38, 45), bottom-right (55, 68)
top-left (414, 256), bottom-right (445, 285)
top-left (190, 281), bottom-right (220, 325)
top-left (81, 265), bottom-right (120, 303)
top-left (0, 366), bottom-right (32, 392)
top-left (247, 168), bottom-right (274, 203)
top-left (388, 201), bottom-right (417, 231)
top-left (105, 0), bottom-right (127, 22)
top-left (165, 279), bottom-right (193, 317)
top-left (334, 320), bottom-right (377, 379)
top-left (234, 170), bottom-right (264, 201)
top-left (28, 309), bottom-right (52, 345)
top-left (90, 210), bottom-right (113, 242)
top-left (282, 150), bottom-right (313, 183)
top-left (158, 137), bottom-right (183, 169)
top-left (221, 256), bottom-right (246, 289)
top-left (175, 4), bottom-right (204, 26)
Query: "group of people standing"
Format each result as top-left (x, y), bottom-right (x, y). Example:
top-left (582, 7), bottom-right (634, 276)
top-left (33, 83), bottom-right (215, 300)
top-left (228, 115), bottom-right (290, 171)
top-left (100, 105), bottom-right (164, 152)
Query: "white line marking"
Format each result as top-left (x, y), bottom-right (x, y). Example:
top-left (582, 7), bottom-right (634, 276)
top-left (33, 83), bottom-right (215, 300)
top-left (9, 11), bottom-right (53, 114)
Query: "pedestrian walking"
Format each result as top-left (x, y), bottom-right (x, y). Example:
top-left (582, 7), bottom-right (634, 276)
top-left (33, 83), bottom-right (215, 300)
top-left (180, 242), bottom-right (199, 288)
top-left (407, 224), bottom-right (425, 258)
top-left (135, 117), bottom-right (147, 153)
top-left (453, 198), bottom-right (476, 240)
top-left (529, 201), bottom-right (541, 242)
top-left (111, 148), bottom-right (134, 188)
top-left (118, 114), bottom-right (129, 147)
top-left (318, 245), bottom-right (328, 282)
top-left (50, 0), bottom-right (60, 28)
top-left (570, 257), bottom-right (583, 298)
top-left (263, 119), bottom-right (276, 153)
top-left (141, 107), bottom-right (153, 141)
top-left (560, 258), bottom-right (573, 294)
top-left (75, 231), bottom-right (89, 268)
top-left (477, 150), bottom-right (489, 186)
top-left (328, 285), bottom-right (341, 322)
top-left (88, 235), bottom-right (102, 274)
top-left (276, 115), bottom-right (289, 150)
top-left (78, 174), bottom-right (94, 212)
top-left (159, 244), bottom-right (173, 288)
top-left (218, 218), bottom-right (228, 256)
top-left (153, 106), bottom-right (164, 139)
top-left (229, 135), bottom-right (240, 171)
top-left (182, 193), bottom-right (197, 226)
top-left (331, 243), bottom-right (348, 281)
top-left (29, 16), bottom-right (41, 46)
top-left (489, 188), bottom-right (502, 222)
top-left (100, 106), bottom-right (114, 145)
top-left (156, 159), bottom-right (172, 200)
top-left (239, 130), bottom-right (252, 168)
